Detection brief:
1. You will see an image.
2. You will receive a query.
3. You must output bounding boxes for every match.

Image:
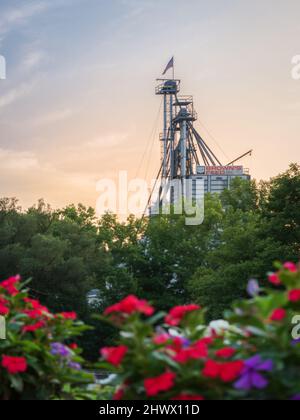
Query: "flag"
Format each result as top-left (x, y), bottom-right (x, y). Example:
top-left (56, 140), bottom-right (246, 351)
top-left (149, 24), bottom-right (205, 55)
top-left (162, 57), bottom-right (174, 76)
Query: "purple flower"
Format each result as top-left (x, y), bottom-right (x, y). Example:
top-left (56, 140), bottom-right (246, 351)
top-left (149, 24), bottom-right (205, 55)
top-left (234, 355), bottom-right (273, 391)
top-left (50, 342), bottom-right (71, 358)
top-left (181, 338), bottom-right (191, 348)
top-left (291, 394), bottom-right (300, 401)
top-left (292, 338), bottom-right (300, 346)
top-left (68, 362), bottom-right (82, 371)
top-left (247, 279), bottom-right (260, 297)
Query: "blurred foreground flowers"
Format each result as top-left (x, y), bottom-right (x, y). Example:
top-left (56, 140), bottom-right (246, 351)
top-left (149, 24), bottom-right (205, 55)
top-left (0, 276), bottom-right (94, 400)
top-left (99, 262), bottom-right (300, 400)
top-left (1, 262), bottom-right (300, 400)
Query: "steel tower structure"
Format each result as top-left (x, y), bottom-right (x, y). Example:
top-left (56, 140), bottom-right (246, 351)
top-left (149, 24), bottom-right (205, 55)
top-left (156, 78), bottom-right (226, 180)
top-left (149, 73), bottom-right (251, 212)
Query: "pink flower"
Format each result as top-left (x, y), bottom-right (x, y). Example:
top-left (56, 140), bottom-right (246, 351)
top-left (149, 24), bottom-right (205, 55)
top-left (202, 360), bottom-right (220, 379)
top-left (101, 345), bottom-right (128, 367)
top-left (68, 343), bottom-right (78, 350)
top-left (24, 298), bottom-right (49, 313)
top-left (22, 321), bottom-right (45, 333)
top-left (173, 340), bottom-right (208, 364)
top-left (202, 360), bottom-right (244, 383)
top-left (216, 347), bottom-right (236, 359)
top-left (165, 304), bottom-right (201, 326)
top-left (219, 361), bottom-right (244, 383)
top-left (104, 295), bottom-right (154, 317)
top-left (23, 309), bottom-right (47, 319)
top-left (59, 312), bottom-right (77, 320)
top-left (23, 298), bottom-right (50, 321)
top-left (283, 262), bottom-right (298, 273)
top-left (167, 337), bottom-right (185, 353)
top-left (1, 355), bottom-right (27, 375)
top-left (144, 372), bottom-right (176, 397)
top-left (268, 273), bottom-right (281, 286)
top-left (0, 304), bottom-right (9, 316)
top-left (0, 297), bottom-right (9, 315)
top-left (270, 308), bottom-right (287, 322)
top-left (153, 334), bottom-right (170, 345)
top-left (113, 388), bottom-right (125, 400)
top-left (288, 289), bottom-right (300, 302)
top-left (172, 394), bottom-right (204, 400)
top-left (0, 276), bottom-right (20, 296)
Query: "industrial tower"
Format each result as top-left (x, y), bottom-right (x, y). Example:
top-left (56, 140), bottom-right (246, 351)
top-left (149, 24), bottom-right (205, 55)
top-left (149, 71), bottom-right (251, 213)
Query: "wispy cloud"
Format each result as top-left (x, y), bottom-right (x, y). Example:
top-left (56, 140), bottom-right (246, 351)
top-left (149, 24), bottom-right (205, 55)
top-left (0, 0), bottom-right (83, 38)
top-left (34, 108), bottom-right (75, 126)
top-left (0, 1), bottom-right (49, 36)
top-left (119, 0), bottom-right (156, 22)
top-left (0, 80), bottom-right (36, 109)
top-left (22, 49), bottom-right (47, 71)
top-left (0, 148), bottom-right (39, 171)
top-left (86, 133), bottom-right (130, 149)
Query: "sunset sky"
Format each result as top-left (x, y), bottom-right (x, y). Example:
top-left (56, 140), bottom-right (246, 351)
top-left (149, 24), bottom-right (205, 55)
top-left (0, 0), bottom-right (300, 211)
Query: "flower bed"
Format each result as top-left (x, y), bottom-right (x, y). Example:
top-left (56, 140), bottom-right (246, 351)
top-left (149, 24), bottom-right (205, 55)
top-left (1, 262), bottom-right (300, 400)
top-left (0, 276), bottom-right (94, 400)
top-left (99, 263), bottom-right (300, 400)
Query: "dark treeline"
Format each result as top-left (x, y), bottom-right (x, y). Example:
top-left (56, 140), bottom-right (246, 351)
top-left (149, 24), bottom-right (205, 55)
top-left (0, 164), bottom-right (299, 359)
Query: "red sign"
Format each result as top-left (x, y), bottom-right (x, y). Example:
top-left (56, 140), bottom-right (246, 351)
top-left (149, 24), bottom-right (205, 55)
top-left (205, 166), bottom-right (243, 175)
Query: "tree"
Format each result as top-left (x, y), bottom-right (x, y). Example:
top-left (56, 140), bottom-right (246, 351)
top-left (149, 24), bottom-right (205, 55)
top-left (260, 164), bottom-right (300, 260)
top-left (134, 194), bottom-right (224, 309)
top-left (0, 163), bottom-right (299, 358)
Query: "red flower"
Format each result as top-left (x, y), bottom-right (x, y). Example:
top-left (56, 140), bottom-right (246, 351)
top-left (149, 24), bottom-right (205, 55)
top-left (172, 394), bottom-right (204, 400)
top-left (219, 361), bottom-right (244, 383)
top-left (173, 340), bottom-right (208, 364)
top-left (23, 297), bottom-right (50, 320)
top-left (104, 295), bottom-right (154, 317)
top-left (202, 360), bottom-right (220, 379)
top-left (268, 273), bottom-right (281, 286)
top-left (24, 298), bottom-right (41, 308)
top-left (144, 372), bottom-right (176, 397)
top-left (165, 304), bottom-right (201, 326)
top-left (113, 380), bottom-right (130, 399)
top-left (0, 304), bottom-right (9, 316)
top-left (153, 334), bottom-right (170, 345)
top-left (288, 289), bottom-right (300, 303)
top-left (0, 297), bottom-right (9, 315)
top-left (69, 343), bottom-right (78, 350)
top-left (0, 276), bottom-right (20, 296)
top-left (202, 360), bottom-right (244, 383)
top-left (216, 347), bottom-right (236, 359)
top-left (113, 388), bottom-right (125, 400)
top-left (283, 262), bottom-right (297, 273)
top-left (167, 337), bottom-right (185, 353)
top-left (59, 312), bottom-right (77, 320)
top-left (0, 296), bottom-right (8, 305)
top-left (23, 309), bottom-right (45, 319)
top-left (22, 321), bottom-right (45, 333)
top-left (24, 298), bottom-right (50, 315)
top-left (1, 355), bottom-right (27, 375)
top-left (101, 345), bottom-right (128, 367)
top-left (270, 308), bottom-right (287, 322)
top-left (199, 337), bottom-right (214, 346)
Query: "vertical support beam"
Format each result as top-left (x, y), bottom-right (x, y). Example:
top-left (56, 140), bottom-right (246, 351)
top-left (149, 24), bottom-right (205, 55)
top-left (169, 94), bottom-right (173, 179)
top-left (181, 120), bottom-right (187, 178)
top-left (180, 120), bottom-right (187, 203)
top-left (163, 94), bottom-right (167, 178)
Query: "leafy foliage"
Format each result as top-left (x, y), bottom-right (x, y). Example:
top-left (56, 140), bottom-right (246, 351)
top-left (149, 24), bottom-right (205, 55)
top-left (0, 276), bottom-right (94, 400)
top-left (99, 263), bottom-right (300, 400)
top-left (0, 164), bottom-right (299, 356)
